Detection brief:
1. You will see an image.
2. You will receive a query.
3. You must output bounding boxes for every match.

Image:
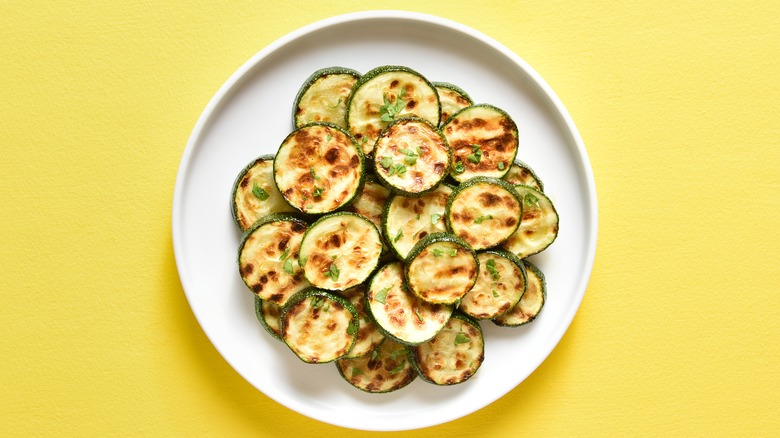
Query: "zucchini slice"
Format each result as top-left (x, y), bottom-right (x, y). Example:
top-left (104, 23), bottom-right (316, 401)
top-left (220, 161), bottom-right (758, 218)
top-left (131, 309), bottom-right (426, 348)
top-left (502, 158), bottom-right (544, 192)
top-left (298, 212), bottom-right (383, 291)
top-left (493, 260), bottom-right (546, 327)
top-left (432, 82), bottom-right (473, 127)
top-left (442, 104), bottom-right (518, 182)
top-left (293, 67), bottom-right (360, 129)
top-left (373, 117), bottom-right (450, 196)
top-left (341, 176), bottom-right (389, 237)
top-left (346, 65), bottom-right (440, 155)
top-left (254, 295), bottom-right (282, 341)
top-left (502, 184), bottom-right (559, 258)
top-left (409, 312), bottom-right (484, 385)
top-left (458, 250), bottom-right (527, 320)
top-left (231, 155), bottom-right (295, 231)
top-left (404, 233), bottom-right (479, 305)
top-left (383, 184), bottom-right (453, 260)
top-left (341, 286), bottom-right (385, 359)
top-left (280, 289), bottom-right (359, 364)
top-left (366, 262), bottom-right (453, 345)
top-left (238, 213), bottom-right (310, 305)
top-left (336, 338), bottom-right (416, 393)
top-left (274, 122), bottom-right (365, 215)
top-left (446, 177), bottom-right (522, 250)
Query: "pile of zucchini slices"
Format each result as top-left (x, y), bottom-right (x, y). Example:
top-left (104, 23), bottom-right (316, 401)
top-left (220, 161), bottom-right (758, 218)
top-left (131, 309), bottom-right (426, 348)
top-left (231, 65), bottom-right (559, 393)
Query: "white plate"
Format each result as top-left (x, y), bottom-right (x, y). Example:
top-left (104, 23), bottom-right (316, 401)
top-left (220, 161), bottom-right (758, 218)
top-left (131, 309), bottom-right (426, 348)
top-left (173, 10), bottom-right (597, 431)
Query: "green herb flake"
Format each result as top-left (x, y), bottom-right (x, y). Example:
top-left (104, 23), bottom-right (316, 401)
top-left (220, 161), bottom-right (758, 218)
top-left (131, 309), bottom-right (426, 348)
top-left (433, 248), bottom-right (443, 257)
top-left (474, 214), bottom-right (493, 224)
top-left (310, 296), bottom-right (325, 308)
top-left (413, 307), bottom-right (423, 322)
top-left (346, 321), bottom-right (357, 335)
top-left (251, 181), bottom-right (270, 201)
top-left (393, 229), bottom-right (403, 243)
top-left (467, 153), bottom-right (480, 164)
top-left (498, 161), bottom-right (505, 171)
top-left (453, 162), bottom-right (466, 174)
top-left (390, 348), bottom-right (407, 360)
top-left (279, 248), bottom-right (290, 261)
top-left (492, 289), bottom-right (499, 298)
top-left (454, 332), bottom-right (471, 345)
top-left (416, 213), bottom-right (421, 220)
top-left (352, 367), bottom-right (363, 376)
top-left (394, 163), bottom-right (407, 175)
top-left (298, 256), bottom-right (308, 267)
top-left (326, 133), bottom-right (333, 142)
top-left (404, 155), bottom-right (418, 165)
top-left (312, 187), bottom-right (324, 197)
top-left (323, 263), bottom-right (340, 281)
top-left (524, 192), bottom-right (541, 208)
top-left (390, 360), bottom-right (407, 375)
top-left (375, 286), bottom-right (391, 304)
top-left (310, 167), bottom-right (320, 180)
top-left (399, 148), bottom-right (416, 156)
top-left (486, 258), bottom-right (500, 281)
top-left (283, 258), bottom-right (294, 275)
top-left (379, 88), bottom-right (407, 122)
top-left (416, 146), bottom-right (423, 157)
top-left (370, 347), bottom-right (380, 362)
top-left (430, 213), bottom-right (441, 225)
top-left (328, 98), bottom-right (343, 109)
top-left (379, 156), bottom-right (393, 169)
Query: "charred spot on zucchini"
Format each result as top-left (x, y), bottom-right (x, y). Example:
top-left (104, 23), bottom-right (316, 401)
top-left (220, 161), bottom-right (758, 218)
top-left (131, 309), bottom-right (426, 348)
top-left (346, 66), bottom-right (440, 155)
top-left (231, 155), bottom-right (295, 230)
top-left (293, 67), bottom-right (360, 129)
top-left (501, 184), bottom-right (559, 258)
top-left (299, 212), bottom-right (383, 291)
top-left (432, 82), bottom-right (473, 127)
top-left (373, 117), bottom-right (450, 197)
top-left (405, 233), bottom-right (479, 305)
top-left (340, 286), bottom-right (385, 358)
top-left (459, 250), bottom-right (526, 320)
top-left (502, 158), bottom-right (544, 192)
top-left (254, 295), bottom-right (283, 341)
top-left (442, 104), bottom-right (518, 182)
top-left (410, 312), bottom-right (484, 385)
top-left (366, 262), bottom-right (453, 345)
top-left (238, 213), bottom-right (310, 305)
top-left (383, 184), bottom-right (453, 260)
top-left (493, 260), bottom-right (546, 327)
top-left (274, 122), bottom-right (365, 215)
top-left (446, 177), bottom-right (522, 250)
top-left (336, 338), bottom-right (416, 393)
top-left (280, 289), bottom-right (359, 364)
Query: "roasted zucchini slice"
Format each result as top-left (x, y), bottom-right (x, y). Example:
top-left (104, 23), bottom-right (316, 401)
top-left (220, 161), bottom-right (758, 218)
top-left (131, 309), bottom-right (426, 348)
top-left (254, 295), bottom-right (282, 341)
top-left (432, 82), bottom-right (473, 126)
top-left (341, 286), bottom-right (385, 359)
top-left (502, 184), bottom-right (559, 258)
top-left (373, 117), bottom-right (450, 196)
top-left (409, 312), bottom-right (484, 385)
top-left (231, 155), bottom-right (295, 231)
top-left (446, 177), bottom-right (522, 250)
top-left (238, 213), bottom-right (310, 305)
top-left (502, 158), bottom-right (544, 192)
top-left (366, 262), bottom-right (453, 345)
top-left (383, 184), bottom-right (452, 260)
top-left (336, 338), bottom-right (416, 393)
top-left (458, 250), bottom-right (527, 319)
top-left (298, 212), bottom-right (383, 291)
top-left (341, 176), bottom-right (389, 237)
top-left (280, 289), bottom-right (359, 364)
top-left (442, 104), bottom-right (518, 182)
top-left (405, 233), bottom-right (478, 305)
top-left (493, 260), bottom-right (546, 327)
top-left (346, 65), bottom-right (440, 155)
top-left (293, 67), bottom-right (360, 129)
top-left (274, 122), bottom-right (365, 215)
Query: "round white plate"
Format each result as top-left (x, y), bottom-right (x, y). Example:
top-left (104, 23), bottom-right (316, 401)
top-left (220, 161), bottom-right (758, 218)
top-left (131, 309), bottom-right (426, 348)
top-left (173, 10), bottom-right (597, 431)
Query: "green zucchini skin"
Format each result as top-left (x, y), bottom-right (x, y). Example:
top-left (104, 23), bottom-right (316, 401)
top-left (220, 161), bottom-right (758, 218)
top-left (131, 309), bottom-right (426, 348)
top-left (404, 232), bottom-right (479, 305)
top-left (335, 338), bottom-right (416, 393)
top-left (409, 312), bottom-right (484, 385)
top-left (273, 122), bottom-right (366, 215)
top-left (340, 285), bottom-right (385, 359)
top-left (365, 262), bottom-right (453, 346)
top-left (442, 104), bottom-right (518, 182)
top-left (293, 66), bottom-right (361, 129)
top-left (231, 154), bottom-right (295, 231)
top-left (501, 184), bottom-right (559, 258)
top-left (280, 289), bottom-right (359, 364)
top-left (298, 212), bottom-right (383, 291)
top-left (458, 249), bottom-right (527, 320)
top-left (372, 117), bottom-right (451, 197)
top-left (238, 213), bottom-right (311, 305)
top-left (382, 184), bottom-right (453, 260)
top-left (502, 158), bottom-right (544, 192)
top-left (346, 65), bottom-right (441, 156)
top-left (493, 259), bottom-right (546, 327)
top-left (445, 176), bottom-right (523, 250)
top-left (432, 81), bottom-right (473, 127)
top-left (254, 295), bottom-right (283, 341)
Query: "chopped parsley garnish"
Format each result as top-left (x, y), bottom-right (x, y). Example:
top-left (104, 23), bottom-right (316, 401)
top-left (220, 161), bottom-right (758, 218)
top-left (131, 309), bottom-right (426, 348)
top-left (310, 296), bottom-right (325, 308)
top-left (474, 214), bottom-right (493, 224)
top-left (404, 155), bottom-right (418, 165)
top-left (312, 187), bottom-right (324, 197)
top-left (346, 321), bottom-right (357, 335)
top-left (390, 348), bottom-right (407, 360)
top-left (390, 360), bottom-right (407, 375)
top-left (393, 229), bottom-right (403, 243)
top-left (498, 161), bottom-right (505, 171)
top-left (524, 192), bottom-right (541, 208)
top-left (251, 181), bottom-right (270, 201)
top-left (283, 258), bottom-right (294, 275)
top-left (430, 213), bottom-right (441, 225)
top-left (466, 144), bottom-right (483, 164)
top-left (323, 263), bottom-right (340, 281)
top-left (413, 307), bottom-right (423, 322)
top-left (486, 258), bottom-right (500, 281)
top-left (379, 156), bottom-right (393, 169)
top-left (433, 247), bottom-right (458, 257)
top-left (492, 289), bottom-right (499, 298)
top-left (279, 248), bottom-right (290, 261)
top-left (454, 332), bottom-right (471, 345)
top-left (379, 88), bottom-right (406, 122)
top-left (387, 163), bottom-right (407, 176)
top-left (310, 167), bottom-right (320, 180)
top-left (375, 286), bottom-right (391, 304)
top-left (351, 367), bottom-right (363, 376)
top-left (325, 133), bottom-right (333, 142)
top-left (298, 256), bottom-right (308, 267)
top-left (453, 161), bottom-right (466, 174)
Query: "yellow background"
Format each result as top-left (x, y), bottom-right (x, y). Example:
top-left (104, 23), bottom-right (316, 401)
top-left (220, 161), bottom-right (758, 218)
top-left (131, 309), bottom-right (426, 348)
top-left (1, 1), bottom-right (778, 436)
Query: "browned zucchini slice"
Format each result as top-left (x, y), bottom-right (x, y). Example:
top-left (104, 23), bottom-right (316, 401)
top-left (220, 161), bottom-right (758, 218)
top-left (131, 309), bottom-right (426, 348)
top-left (336, 338), bottom-right (416, 393)
top-left (231, 155), bottom-right (294, 231)
top-left (293, 67), bottom-right (360, 129)
top-left (432, 82), bottom-right (473, 126)
top-left (409, 312), bottom-right (484, 385)
top-left (404, 233), bottom-right (478, 305)
top-left (458, 250), bottom-right (527, 319)
top-left (341, 286), bottom-right (385, 359)
top-left (502, 158), bottom-right (544, 192)
top-left (493, 260), bottom-right (546, 326)
top-left (502, 184), bottom-right (559, 258)
top-left (254, 295), bottom-right (282, 341)
top-left (382, 184), bottom-right (453, 260)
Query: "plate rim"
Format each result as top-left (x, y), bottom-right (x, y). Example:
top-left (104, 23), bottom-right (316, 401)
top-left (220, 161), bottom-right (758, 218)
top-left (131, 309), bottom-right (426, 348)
top-left (172, 9), bottom-right (598, 431)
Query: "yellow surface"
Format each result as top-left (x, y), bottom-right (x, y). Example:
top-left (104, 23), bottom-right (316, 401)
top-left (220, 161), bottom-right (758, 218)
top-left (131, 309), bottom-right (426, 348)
top-left (1, 1), bottom-right (778, 436)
